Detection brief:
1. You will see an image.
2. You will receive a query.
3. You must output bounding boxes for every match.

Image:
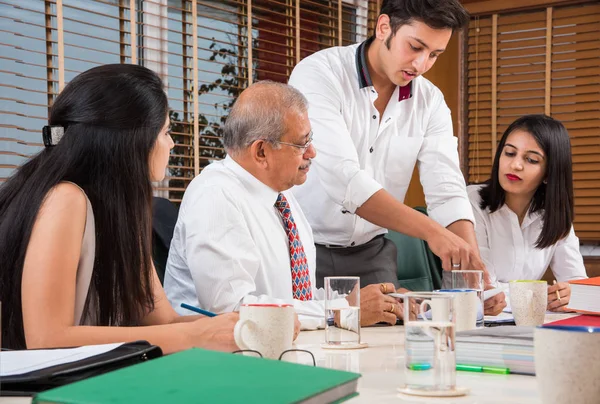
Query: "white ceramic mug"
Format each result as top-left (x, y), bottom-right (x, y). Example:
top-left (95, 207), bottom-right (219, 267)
top-left (234, 303), bottom-right (295, 359)
top-left (419, 297), bottom-right (452, 323)
top-left (435, 289), bottom-right (479, 332)
top-left (535, 325), bottom-right (600, 404)
top-left (509, 281), bottom-right (547, 326)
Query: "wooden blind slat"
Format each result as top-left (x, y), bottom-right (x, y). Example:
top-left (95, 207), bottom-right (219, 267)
top-left (0, 0), bottom-right (379, 198)
top-left (467, 1), bottom-right (600, 242)
top-left (554, 3), bottom-right (600, 18)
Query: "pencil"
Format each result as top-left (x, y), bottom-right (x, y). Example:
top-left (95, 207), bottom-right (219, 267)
top-left (553, 280), bottom-right (561, 302)
top-left (180, 302), bottom-right (217, 317)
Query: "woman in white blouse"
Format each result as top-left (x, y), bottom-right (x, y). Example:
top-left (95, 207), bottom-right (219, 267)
top-left (468, 114), bottom-right (587, 312)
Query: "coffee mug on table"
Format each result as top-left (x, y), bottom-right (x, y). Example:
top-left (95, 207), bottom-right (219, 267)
top-left (509, 280), bottom-right (547, 326)
top-left (234, 303), bottom-right (295, 359)
top-left (435, 289), bottom-right (479, 332)
top-left (419, 296), bottom-right (452, 323)
top-left (535, 325), bottom-right (600, 404)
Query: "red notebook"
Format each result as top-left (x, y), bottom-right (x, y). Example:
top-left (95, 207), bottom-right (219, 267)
top-left (565, 277), bottom-right (600, 315)
top-left (545, 315), bottom-right (600, 327)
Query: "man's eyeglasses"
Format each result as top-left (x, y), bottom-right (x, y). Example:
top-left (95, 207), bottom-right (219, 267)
top-left (233, 349), bottom-right (316, 366)
top-left (271, 131), bottom-right (313, 154)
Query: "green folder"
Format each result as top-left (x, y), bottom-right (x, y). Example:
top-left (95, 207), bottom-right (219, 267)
top-left (33, 348), bottom-right (361, 403)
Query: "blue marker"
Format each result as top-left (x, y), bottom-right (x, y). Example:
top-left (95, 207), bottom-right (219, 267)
top-left (180, 303), bottom-right (217, 317)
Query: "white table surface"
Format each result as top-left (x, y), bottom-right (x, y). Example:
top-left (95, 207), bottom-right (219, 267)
top-left (292, 313), bottom-right (574, 404)
top-left (0, 313), bottom-right (574, 403)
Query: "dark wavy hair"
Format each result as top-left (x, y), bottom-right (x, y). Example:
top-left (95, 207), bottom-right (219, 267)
top-left (478, 114), bottom-right (574, 249)
top-left (0, 64), bottom-right (169, 349)
top-left (380, 0), bottom-right (470, 48)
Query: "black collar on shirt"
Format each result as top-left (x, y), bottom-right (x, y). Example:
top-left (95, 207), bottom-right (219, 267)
top-left (355, 36), bottom-right (413, 102)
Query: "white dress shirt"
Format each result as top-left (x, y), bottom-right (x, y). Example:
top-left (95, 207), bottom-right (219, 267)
top-left (163, 156), bottom-right (340, 329)
top-left (288, 38), bottom-right (474, 246)
top-left (468, 184), bottom-right (587, 287)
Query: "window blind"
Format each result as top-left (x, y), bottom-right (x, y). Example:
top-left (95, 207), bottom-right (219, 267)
top-left (467, 2), bottom-right (600, 241)
top-left (0, 0), bottom-right (375, 202)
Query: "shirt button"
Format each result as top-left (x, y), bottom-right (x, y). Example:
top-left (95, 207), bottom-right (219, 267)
top-left (350, 242), bottom-right (356, 246)
top-left (369, 147), bottom-right (374, 153)
top-left (372, 115), bottom-right (376, 119)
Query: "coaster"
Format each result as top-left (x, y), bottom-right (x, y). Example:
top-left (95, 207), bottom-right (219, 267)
top-left (397, 386), bottom-right (469, 397)
top-left (320, 342), bottom-right (368, 350)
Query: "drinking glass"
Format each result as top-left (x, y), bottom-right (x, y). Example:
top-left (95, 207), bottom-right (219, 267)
top-left (403, 292), bottom-right (456, 395)
top-left (444, 270), bottom-right (484, 327)
top-left (324, 277), bottom-right (361, 347)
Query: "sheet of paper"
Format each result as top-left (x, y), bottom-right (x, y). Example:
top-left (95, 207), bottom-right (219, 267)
top-left (485, 311), bottom-right (515, 324)
top-left (483, 287), bottom-right (506, 301)
top-left (0, 342), bottom-right (124, 376)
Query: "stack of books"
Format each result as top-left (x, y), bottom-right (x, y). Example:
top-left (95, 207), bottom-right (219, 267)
top-left (455, 327), bottom-right (535, 375)
top-left (567, 277), bottom-right (600, 315)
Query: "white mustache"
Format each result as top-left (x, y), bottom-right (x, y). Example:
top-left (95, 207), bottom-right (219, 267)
top-left (300, 160), bottom-right (312, 170)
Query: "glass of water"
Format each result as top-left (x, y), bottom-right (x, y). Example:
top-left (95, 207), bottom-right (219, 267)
top-left (324, 276), bottom-right (361, 347)
top-left (402, 292), bottom-right (457, 395)
top-left (445, 270), bottom-right (484, 327)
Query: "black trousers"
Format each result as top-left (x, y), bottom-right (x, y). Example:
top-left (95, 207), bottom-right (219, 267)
top-left (315, 235), bottom-right (399, 289)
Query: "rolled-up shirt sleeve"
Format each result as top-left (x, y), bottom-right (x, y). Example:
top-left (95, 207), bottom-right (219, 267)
top-left (419, 89), bottom-right (474, 227)
top-left (289, 61), bottom-right (383, 213)
top-left (550, 226), bottom-right (588, 282)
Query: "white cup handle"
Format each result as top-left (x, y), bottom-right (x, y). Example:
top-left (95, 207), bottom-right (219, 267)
top-left (419, 299), bottom-right (432, 322)
top-left (234, 319), bottom-right (251, 350)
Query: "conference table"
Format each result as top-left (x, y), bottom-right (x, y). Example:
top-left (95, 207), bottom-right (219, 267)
top-left (292, 313), bottom-right (574, 404)
top-left (0, 313), bottom-right (573, 403)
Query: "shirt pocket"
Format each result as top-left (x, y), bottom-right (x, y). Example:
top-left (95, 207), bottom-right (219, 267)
top-left (384, 135), bottom-right (423, 194)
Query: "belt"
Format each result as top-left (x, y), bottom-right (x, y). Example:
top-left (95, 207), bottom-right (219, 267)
top-left (318, 234), bottom-right (385, 249)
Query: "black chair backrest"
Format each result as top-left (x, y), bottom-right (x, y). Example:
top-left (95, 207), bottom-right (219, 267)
top-left (152, 197), bottom-right (179, 285)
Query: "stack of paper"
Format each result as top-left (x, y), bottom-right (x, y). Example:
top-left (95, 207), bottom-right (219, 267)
top-left (455, 327), bottom-right (535, 375)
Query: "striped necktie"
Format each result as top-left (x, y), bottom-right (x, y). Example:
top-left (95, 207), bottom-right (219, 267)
top-left (275, 193), bottom-right (313, 301)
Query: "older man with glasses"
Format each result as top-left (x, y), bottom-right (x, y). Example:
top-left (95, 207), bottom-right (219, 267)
top-left (164, 81), bottom-right (408, 329)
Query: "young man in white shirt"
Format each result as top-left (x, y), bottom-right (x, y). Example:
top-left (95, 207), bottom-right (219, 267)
top-left (288, 0), bottom-right (505, 314)
top-left (164, 81), bottom-right (409, 329)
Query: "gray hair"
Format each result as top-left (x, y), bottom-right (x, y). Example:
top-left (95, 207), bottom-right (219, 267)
top-left (222, 80), bottom-right (308, 154)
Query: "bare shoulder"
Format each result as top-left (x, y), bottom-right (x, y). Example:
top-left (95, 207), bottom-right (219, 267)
top-left (38, 182), bottom-right (88, 223)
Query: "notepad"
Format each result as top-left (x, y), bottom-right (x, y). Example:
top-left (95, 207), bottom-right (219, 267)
top-left (33, 348), bottom-right (361, 404)
top-left (0, 343), bottom-right (124, 377)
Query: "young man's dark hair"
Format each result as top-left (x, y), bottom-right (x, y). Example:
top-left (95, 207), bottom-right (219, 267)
top-left (380, 0), bottom-right (470, 48)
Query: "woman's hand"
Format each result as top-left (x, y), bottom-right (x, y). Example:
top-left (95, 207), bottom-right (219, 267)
top-left (188, 312), bottom-right (240, 352)
top-left (483, 292), bottom-right (506, 316)
top-left (547, 282), bottom-right (571, 312)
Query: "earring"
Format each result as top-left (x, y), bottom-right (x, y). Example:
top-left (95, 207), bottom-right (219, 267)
top-left (543, 180), bottom-right (548, 184)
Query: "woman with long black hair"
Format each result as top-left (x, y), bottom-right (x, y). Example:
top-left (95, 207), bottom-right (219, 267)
top-left (469, 114), bottom-right (587, 312)
top-left (0, 64), bottom-right (238, 351)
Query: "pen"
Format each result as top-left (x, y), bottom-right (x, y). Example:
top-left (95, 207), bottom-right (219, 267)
top-left (180, 303), bottom-right (217, 317)
top-left (482, 366), bottom-right (510, 374)
top-left (455, 364), bottom-right (481, 372)
top-left (409, 363), bottom-right (431, 371)
top-left (553, 280), bottom-right (561, 302)
top-left (456, 364), bottom-right (510, 374)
